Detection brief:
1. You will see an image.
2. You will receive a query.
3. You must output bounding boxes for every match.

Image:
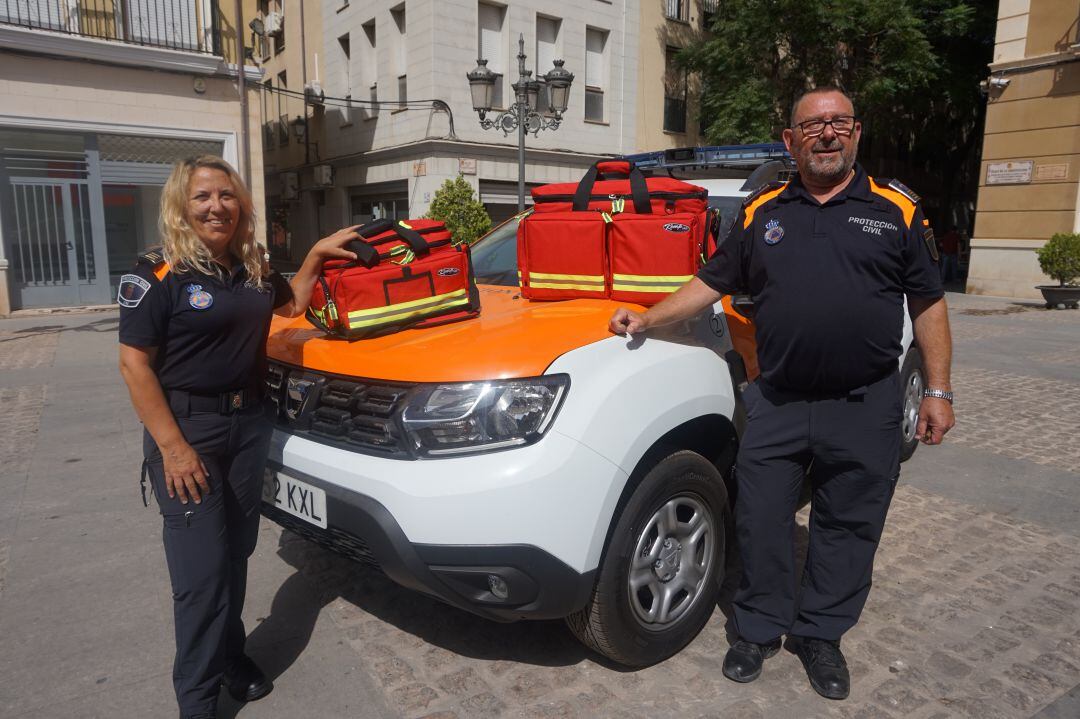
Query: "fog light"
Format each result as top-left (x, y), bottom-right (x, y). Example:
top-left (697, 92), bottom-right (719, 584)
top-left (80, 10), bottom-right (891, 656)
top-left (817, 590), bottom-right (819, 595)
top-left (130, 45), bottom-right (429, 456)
top-left (488, 574), bottom-right (509, 600)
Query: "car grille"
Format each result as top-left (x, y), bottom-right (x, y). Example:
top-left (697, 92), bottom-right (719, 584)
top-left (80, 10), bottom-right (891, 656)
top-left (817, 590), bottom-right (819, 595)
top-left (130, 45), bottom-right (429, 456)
top-left (262, 503), bottom-right (380, 568)
top-left (266, 363), bottom-right (414, 458)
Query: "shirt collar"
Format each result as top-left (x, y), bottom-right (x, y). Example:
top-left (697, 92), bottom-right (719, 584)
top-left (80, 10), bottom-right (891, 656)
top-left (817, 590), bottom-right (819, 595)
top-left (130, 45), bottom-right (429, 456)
top-left (780, 163), bottom-right (873, 205)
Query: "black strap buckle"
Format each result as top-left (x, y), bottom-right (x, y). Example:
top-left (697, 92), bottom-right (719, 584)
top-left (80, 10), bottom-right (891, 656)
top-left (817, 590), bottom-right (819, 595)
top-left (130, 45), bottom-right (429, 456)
top-left (220, 389), bottom-right (247, 414)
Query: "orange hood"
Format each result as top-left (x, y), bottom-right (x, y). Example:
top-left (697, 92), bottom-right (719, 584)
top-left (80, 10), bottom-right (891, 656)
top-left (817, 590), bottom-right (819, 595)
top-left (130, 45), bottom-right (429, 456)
top-left (267, 285), bottom-right (634, 382)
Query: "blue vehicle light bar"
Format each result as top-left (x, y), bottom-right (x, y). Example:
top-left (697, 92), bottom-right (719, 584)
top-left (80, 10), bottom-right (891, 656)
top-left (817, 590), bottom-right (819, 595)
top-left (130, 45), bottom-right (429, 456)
top-left (622, 143), bottom-right (792, 170)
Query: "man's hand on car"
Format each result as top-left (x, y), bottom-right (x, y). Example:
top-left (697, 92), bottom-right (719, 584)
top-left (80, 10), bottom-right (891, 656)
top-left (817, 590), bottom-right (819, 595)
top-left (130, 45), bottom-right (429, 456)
top-left (609, 308), bottom-right (648, 336)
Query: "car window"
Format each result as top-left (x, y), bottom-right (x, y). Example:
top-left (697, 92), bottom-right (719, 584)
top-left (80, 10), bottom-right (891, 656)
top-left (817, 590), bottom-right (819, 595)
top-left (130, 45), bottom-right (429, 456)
top-left (472, 215), bottom-right (522, 287)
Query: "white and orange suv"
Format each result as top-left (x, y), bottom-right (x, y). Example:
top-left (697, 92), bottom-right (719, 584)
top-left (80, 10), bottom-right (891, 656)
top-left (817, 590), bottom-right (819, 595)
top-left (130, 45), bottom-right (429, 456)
top-left (260, 213), bottom-right (923, 667)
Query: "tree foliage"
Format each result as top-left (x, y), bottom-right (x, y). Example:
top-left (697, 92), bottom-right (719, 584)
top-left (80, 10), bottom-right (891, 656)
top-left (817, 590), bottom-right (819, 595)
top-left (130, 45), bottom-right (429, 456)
top-left (426, 175), bottom-right (492, 245)
top-left (1036, 233), bottom-right (1080, 287)
top-left (680, 0), bottom-right (996, 224)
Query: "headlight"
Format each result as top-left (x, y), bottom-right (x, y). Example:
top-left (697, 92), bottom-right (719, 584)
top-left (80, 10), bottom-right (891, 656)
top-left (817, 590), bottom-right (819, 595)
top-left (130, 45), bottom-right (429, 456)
top-left (401, 375), bottom-right (569, 457)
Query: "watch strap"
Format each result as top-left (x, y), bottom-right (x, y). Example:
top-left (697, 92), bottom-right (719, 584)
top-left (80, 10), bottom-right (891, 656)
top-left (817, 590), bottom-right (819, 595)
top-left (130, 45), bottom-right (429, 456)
top-left (923, 388), bottom-right (953, 403)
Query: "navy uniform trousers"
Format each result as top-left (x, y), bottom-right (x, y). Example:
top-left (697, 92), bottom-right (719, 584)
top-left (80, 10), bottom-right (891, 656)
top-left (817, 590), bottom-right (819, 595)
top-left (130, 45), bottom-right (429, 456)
top-left (143, 396), bottom-right (273, 716)
top-left (732, 371), bottom-right (901, 644)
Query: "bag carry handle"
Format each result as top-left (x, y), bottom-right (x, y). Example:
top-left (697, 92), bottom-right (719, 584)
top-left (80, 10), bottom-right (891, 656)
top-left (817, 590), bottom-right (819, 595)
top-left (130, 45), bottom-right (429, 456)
top-left (346, 220), bottom-right (430, 268)
top-left (572, 159), bottom-right (652, 214)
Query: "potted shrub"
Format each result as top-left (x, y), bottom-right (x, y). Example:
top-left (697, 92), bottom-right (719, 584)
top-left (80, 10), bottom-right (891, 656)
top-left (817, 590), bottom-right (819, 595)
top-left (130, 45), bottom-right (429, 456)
top-left (1035, 232), bottom-right (1080, 309)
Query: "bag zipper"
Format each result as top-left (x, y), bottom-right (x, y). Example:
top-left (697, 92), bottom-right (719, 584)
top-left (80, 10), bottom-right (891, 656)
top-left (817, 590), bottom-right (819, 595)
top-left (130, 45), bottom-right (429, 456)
top-left (534, 190), bottom-right (707, 203)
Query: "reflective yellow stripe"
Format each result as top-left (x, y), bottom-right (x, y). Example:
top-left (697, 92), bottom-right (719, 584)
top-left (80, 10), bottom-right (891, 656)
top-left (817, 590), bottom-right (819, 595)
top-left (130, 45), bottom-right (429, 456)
top-left (612, 273), bottom-right (694, 283)
top-left (530, 282), bottom-right (607, 292)
top-left (527, 272), bottom-right (605, 282)
top-left (346, 289), bottom-right (467, 319)
top-left (346, 294), bottom-right (470, 328)
top-left (612, 284), bottom-right (681, 294)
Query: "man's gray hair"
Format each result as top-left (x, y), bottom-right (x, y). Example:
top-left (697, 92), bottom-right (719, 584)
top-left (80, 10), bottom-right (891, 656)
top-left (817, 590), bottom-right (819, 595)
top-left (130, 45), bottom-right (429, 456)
top-left (790, 86), bottom-right (856, 127)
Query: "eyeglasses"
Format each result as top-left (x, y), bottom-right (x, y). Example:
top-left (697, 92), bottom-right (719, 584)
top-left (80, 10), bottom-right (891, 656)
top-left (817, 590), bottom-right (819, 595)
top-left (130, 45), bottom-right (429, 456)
top-left (794, 115), bottom-right (858, 138)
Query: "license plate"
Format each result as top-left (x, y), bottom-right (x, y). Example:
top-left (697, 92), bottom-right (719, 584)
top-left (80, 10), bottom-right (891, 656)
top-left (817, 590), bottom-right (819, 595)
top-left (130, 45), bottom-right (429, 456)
top-left (262, 470), bottom-right (327, 529)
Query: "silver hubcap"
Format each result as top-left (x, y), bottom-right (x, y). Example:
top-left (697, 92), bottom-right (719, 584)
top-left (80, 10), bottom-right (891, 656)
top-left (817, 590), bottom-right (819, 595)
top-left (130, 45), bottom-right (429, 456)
top-left (628, 494), bottom-right (714, 628)
top-left (901, 367), bottom-right (925, 444)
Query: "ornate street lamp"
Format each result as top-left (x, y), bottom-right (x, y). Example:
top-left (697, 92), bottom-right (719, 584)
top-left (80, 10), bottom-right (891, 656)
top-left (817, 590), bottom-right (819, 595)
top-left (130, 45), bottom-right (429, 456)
top-left (467, 34), bottom-right (574, 211)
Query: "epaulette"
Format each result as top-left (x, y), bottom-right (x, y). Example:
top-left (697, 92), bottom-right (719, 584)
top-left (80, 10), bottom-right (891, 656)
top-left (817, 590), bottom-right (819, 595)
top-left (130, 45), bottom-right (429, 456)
top-left (884, 178), bottom-right (920, 205)
top-left (741, 180), bottom-right (788, 208)
top-left (136, 247), bottom-right (166, 268)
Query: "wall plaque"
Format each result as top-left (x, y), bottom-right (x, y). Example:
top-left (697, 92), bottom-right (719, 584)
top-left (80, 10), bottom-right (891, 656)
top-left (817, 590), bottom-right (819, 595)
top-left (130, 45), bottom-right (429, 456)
top-left (986, 160), bottom-right (1034, 185)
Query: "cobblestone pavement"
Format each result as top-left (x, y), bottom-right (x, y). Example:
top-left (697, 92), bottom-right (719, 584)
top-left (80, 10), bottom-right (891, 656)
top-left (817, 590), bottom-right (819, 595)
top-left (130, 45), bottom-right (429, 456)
top-left (0, 294), bottom-right (1078, 718)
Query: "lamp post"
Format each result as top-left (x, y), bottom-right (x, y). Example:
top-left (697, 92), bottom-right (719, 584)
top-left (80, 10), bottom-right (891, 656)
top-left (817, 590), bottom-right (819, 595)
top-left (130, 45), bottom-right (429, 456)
top-left (467, 34), bottom-right (574, 212)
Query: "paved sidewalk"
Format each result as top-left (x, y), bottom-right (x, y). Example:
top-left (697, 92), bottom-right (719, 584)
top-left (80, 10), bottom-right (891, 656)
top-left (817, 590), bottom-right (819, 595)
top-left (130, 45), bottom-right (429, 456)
top-left (0, 292), bottom-right (1077, 718)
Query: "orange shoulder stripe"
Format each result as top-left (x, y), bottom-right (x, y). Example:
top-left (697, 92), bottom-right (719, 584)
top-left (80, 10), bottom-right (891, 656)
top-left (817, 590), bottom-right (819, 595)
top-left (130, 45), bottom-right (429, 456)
top-left (153, 263), bottom-right (171, 281)
top-left (742, 185), bottom-right (787, 229)
top-left (868, 179), bottom-right (916, 229)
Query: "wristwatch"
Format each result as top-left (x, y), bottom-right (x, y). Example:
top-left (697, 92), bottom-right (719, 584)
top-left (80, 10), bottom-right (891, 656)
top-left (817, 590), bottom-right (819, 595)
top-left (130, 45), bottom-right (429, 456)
top-left (923, 388), bottom-right (953, 403)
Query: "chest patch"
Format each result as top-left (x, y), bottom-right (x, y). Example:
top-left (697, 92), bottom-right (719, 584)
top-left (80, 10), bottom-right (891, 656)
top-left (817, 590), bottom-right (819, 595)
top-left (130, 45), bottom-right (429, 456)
top-left (848, 216), bottom-right (899, 236)
top-left (763, 218), bottom-right (784, 245)
top-left (185, 284), bottom-right (214, 310)
top-left (117, 274), bottom-right (151, 308)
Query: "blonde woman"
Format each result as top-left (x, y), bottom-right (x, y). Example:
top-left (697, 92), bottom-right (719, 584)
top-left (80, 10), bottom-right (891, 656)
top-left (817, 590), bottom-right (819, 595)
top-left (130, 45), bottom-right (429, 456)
top-left (118, 156), bottom-right (358, 719)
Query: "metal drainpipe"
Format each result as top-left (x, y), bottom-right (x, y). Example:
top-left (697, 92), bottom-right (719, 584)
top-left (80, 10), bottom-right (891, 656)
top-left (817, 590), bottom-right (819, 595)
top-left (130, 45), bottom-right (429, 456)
top-left (234, 0), bottom-right (251, 187)
top-left (299, 0), bottom-right (310, 165)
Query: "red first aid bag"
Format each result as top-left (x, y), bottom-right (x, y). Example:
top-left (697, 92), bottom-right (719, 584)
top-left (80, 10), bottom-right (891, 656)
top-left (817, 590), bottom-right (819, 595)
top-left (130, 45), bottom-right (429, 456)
top-left (308, 218), bottom-right (480, 340)
top-left (519, 160), bottom-right (718, 305)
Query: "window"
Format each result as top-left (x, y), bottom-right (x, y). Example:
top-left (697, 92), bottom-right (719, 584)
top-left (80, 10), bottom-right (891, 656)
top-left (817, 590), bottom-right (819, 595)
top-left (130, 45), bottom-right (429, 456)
top-left (361, 19), bottom-right (378, 117)
top-left (391, 5), bottom-right (407, 104)
top-left (277, 71), bottom-right (289, 144)
top-left (338, 34), bottom-right (353, 125)
top-left (664, 46), bottom-right (687, 133)
top-left (703, 0), bottom-right (719, 25)
top-left (535, 15), bottom-right (561, 113)
top-left (664, 0), bottom-right (689, 23)
top-left (478, 2), bottom-right (505, 108)
top-left (262, 79), bottom-right (274, 149)
top-left (584, 27), bottom-right (607, 122)
top-left (273, 1), bottom-right (285, 54)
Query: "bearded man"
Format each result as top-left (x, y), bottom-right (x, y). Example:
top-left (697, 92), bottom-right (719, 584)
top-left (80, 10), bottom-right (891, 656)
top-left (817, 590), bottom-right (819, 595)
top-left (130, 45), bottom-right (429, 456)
top-left (609, 86), bottom-right (955, 699)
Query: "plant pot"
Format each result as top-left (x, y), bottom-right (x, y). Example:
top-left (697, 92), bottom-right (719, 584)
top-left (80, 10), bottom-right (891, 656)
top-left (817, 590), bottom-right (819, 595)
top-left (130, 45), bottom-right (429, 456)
top-left (1036, 285), bottom-right (1080, 309)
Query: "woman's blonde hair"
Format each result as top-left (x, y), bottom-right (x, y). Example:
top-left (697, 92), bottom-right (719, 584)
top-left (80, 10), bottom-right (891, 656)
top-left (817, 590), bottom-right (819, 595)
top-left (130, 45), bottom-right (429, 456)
top-left (159, 155), bottom-right (265, 285)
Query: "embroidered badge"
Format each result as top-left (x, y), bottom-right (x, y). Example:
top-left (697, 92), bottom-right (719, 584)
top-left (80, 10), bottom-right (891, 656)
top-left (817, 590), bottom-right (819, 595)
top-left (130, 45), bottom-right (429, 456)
top-left (764, 218), bottom-right (785, 245)
top-left (437, 267), bottom-right (461, 276)
top-left (923, 228), bottom-right (940, 262)
top-left (663, 222), bottom-right (691, 233)
top-left (117, 274), bottom-right (151, 308)
top-left (186, 284), bottom-right (214, 310)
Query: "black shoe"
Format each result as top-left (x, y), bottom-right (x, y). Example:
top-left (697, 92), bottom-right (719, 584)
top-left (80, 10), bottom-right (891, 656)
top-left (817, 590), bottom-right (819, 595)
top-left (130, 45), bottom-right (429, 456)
top-left (180, 713), bottom-right (216, 719)
top-left (790, 636), bottom-right (850, 700)
top-left (722, 637), bottom-right (783, 683)
top-left (223, 655), bottom-right (273, 703)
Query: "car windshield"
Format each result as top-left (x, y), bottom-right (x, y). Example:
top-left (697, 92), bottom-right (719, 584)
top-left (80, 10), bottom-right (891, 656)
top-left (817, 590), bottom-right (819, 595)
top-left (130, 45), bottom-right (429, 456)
top-left (471, 214), bottom-right (523, 286)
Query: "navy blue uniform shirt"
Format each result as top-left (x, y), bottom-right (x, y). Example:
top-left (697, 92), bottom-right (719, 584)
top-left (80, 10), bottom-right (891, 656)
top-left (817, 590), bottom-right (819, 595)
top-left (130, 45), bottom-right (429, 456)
top-left (698, 164), bottom-right (943, 394)
top-left (118, 257), bottom-right (293, 394)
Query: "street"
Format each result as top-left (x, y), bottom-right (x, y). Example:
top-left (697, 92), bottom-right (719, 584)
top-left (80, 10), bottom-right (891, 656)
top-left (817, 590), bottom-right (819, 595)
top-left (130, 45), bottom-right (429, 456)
top-left (0, 291), bottom-right (1078, 718)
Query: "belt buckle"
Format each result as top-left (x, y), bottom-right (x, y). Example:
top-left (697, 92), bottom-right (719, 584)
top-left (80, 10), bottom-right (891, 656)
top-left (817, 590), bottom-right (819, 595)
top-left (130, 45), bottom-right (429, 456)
top-left (221, 389), bottom-right (245, 413)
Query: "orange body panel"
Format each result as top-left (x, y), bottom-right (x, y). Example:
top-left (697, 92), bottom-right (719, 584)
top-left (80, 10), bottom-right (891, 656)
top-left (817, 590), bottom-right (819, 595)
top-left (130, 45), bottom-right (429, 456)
top-left (267, 286), bottom-right (637, 382)
top-left (721, 296), bottom-right (759, 381)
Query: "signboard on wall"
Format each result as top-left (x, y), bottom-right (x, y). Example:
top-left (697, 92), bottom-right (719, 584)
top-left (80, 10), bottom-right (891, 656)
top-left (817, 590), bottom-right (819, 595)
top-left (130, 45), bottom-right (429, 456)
top-left (1034, 163), bottom-right (1069, 181)
top-left (986, 160), bottom-right (1034, 185)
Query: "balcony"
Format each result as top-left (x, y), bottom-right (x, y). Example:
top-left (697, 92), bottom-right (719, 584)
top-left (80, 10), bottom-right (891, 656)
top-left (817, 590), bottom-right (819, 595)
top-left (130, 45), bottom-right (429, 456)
top-left (0, 0), bottom-right (220, 54)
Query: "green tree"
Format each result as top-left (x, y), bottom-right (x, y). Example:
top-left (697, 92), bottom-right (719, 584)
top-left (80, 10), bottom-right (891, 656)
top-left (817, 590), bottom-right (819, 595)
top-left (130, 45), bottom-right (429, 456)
top-left (426, 175), bottom-right (492, 245)
top-left (680, 0), bottom-right (995, 224)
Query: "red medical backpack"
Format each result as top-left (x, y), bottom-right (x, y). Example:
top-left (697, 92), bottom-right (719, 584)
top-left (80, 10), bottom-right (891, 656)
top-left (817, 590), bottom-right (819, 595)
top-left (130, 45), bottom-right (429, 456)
top-left (519, 160), bottom-right (718, 305)
top-left (308, 218), bottom-right (480, 340)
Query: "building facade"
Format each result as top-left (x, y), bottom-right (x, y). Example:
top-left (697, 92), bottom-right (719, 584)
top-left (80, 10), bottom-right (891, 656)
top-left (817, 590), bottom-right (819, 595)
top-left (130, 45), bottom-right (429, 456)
top-left (967, 0), bottom-right (1080, 299)
top-left (0, 0), bottom-right (264, 314)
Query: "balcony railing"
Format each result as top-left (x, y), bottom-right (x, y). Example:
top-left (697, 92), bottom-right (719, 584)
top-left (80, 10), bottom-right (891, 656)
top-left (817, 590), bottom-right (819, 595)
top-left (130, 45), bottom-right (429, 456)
top-left (0, 0), bottom-right (221, 55)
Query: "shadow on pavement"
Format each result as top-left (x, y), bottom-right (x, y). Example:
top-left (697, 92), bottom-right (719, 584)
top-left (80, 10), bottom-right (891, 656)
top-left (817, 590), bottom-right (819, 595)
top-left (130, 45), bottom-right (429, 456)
top-left (1, 316), bottom-right (119, 342)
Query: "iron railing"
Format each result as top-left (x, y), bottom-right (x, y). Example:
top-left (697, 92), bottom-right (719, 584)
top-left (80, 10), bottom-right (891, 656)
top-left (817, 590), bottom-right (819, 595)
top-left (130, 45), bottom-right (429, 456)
top-left (0, 0), bottom-right (221, 55)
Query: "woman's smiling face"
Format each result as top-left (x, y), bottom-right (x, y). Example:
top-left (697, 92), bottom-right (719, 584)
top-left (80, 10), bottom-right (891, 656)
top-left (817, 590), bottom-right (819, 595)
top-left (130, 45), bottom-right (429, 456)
top-left (186, 166), bottom-right (240, 253)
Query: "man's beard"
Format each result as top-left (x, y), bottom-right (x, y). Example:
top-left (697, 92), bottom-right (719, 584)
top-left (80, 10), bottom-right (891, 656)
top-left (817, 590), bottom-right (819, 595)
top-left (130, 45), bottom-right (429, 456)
top-left (802, 139), bottom-right (856, 184)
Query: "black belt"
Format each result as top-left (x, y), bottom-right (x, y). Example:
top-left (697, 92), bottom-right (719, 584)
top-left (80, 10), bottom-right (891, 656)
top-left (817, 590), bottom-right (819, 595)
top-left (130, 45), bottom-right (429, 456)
top-left (166, 387), bottom-right (263, 415)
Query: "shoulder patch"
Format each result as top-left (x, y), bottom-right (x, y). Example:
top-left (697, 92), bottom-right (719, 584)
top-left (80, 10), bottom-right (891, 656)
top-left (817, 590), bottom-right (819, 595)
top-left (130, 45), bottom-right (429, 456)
top-left (924, 227), bottom-right (939, 262)
top-left (117, 273), bottom-right (152, 308)
top-left (886, 179), bottom-right (920, 204)
top-left (136, 247), bottom-right (165, 267)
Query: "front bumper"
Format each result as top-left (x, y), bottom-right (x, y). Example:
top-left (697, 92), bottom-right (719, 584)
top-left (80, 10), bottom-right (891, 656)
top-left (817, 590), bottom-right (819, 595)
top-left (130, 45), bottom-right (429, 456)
top-left (261, 429), bottom-right (626, 621)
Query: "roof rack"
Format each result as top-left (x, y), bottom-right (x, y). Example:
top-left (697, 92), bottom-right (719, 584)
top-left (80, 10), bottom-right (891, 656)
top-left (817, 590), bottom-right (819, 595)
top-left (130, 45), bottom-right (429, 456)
top-left (622, 143), bottom-right (793, 171)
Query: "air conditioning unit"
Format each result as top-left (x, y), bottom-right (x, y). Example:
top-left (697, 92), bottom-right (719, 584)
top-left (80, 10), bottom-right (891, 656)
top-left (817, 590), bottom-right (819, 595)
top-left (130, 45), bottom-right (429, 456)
top-left (304, 82), bottom-right (325, 105)
top-left (263, 11), bottom-right (283, 35)
top-left (313, 164), bottom-right (334, 188)
top-left (281, 171), bottom-right (298, 200)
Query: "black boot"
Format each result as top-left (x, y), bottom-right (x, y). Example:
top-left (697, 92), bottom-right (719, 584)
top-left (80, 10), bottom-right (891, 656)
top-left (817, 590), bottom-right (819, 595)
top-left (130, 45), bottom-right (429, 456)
top-left (722, 637), bottom-right (783, 683)
top-left (790, 636), bottom-right (850, 700)
top-left (223, 655), bottom-right (273, 703)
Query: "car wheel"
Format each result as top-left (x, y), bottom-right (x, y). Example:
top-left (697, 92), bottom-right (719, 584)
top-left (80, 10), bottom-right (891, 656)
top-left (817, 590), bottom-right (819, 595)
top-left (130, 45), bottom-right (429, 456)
top-left (899, 345), bottom-right (925, 462)
top-left (566, 449), bottom-right (729, 667)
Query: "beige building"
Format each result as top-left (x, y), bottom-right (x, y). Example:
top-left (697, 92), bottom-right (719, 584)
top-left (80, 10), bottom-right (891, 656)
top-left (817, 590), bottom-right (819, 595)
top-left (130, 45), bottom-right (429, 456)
top-left (967, 0), bottom-right (1080, 299)
top-left (0, 0), bottom-right (264, 314)
top-left (635, 0), bottom-right (708, 151)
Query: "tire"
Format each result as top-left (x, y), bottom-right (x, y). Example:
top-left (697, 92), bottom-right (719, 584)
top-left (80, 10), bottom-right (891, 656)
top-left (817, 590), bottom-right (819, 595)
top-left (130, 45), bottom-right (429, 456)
top-left (566, 449), bottom-right (729, 667)
top-left (899, 345), bottom-right (925, 463)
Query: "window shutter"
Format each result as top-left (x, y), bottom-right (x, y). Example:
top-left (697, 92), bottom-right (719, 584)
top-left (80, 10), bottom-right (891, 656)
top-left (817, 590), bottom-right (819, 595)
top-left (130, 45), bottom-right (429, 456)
top-left (585, 29), bottom-right (605, 88)
top-left (478, 3), bottom-right (503, 73)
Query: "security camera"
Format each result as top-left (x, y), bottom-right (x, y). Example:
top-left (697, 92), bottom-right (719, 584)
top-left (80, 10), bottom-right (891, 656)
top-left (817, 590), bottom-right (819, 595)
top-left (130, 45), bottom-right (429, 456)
top-left (988, 76), bottom-right (1010, 89)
